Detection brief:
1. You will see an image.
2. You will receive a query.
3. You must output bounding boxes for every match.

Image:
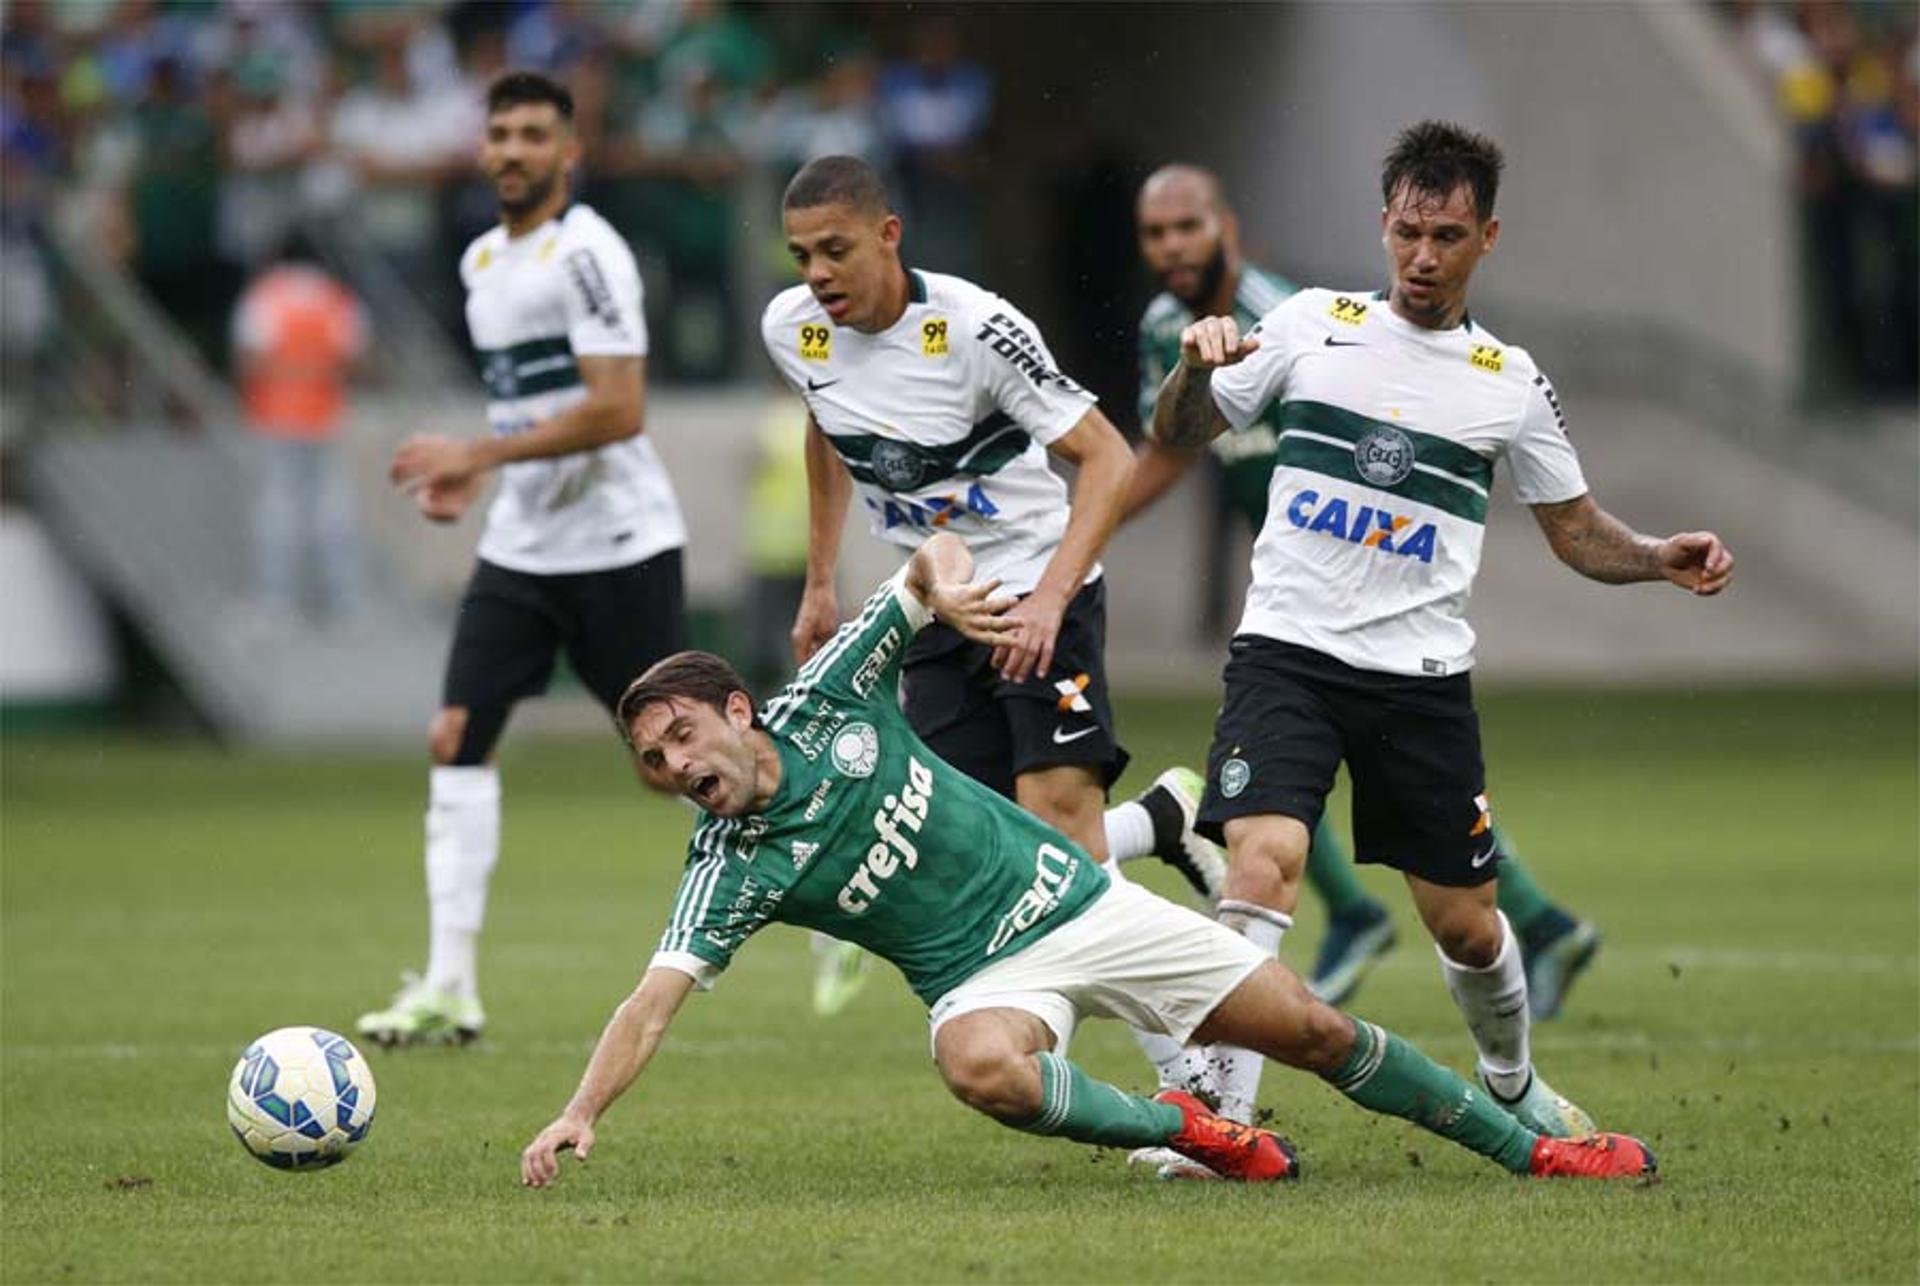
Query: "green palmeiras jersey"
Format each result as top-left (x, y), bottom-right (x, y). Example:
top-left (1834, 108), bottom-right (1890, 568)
top-left (648, 571), bottom-right (1111, 1005)
top-left (1138, 263), bottom-right (1297, 528)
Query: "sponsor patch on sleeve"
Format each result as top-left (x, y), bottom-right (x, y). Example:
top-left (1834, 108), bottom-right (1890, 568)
top-left (1329, 295), bottom-right (1369, 326)
top-left (799, 323), bottom-right (832, 362)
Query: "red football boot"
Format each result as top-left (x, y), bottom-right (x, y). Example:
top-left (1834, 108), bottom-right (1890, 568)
top-left (1153, 1089), bottom-right (1300, 1183)
top-left (1529, 1131), bottom-right (1659, 1180)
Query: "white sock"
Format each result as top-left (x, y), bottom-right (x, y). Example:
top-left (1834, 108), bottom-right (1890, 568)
top-left (1437, 910), bottom-right (1531, 1100)
top-left (1205, 899), bottom-right (1293, 1124)
top-left (1103, 800), bottom-right (1157, 864)
top-left (423, 765), bottom-right (500, 1002)
top-left (1133, 1029), bottom-right (1211, 1093)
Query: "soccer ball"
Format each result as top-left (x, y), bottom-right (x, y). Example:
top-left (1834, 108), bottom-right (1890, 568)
top-left (226, 1026), bottom-right (377, 1170)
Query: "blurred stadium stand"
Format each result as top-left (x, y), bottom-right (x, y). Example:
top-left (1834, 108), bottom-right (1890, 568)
top-left (2, 1), bottom-right (1912, 742)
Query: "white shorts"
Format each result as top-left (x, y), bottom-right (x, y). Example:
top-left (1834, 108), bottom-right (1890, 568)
top-left (927, 878), bottom-right (1267, 1056)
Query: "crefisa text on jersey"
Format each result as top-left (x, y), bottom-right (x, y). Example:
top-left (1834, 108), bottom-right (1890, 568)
top-left (836, 756), bottom-right (936, 914)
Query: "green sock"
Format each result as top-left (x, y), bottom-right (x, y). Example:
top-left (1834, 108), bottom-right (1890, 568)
top-left (1491, 827), bottom-right (1554, 934)
top-left (1323, 1018), bottom-right (1538, 1173)
top-left (1306, 820), bottom-right (1376, 916)
top-left (1013, 1052), bottom-right (1184, 1148)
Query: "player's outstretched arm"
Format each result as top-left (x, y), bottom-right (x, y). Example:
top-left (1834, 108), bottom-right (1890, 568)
top-left (1531, 494), bottom-right (1735, 595)
top-left (520, 966), bottom-right (696, 1188)
top-left (792, 415), bottom-right (851, 665)
top-left (906, 533), bottom-right (1018, 648)
top-left (1151, 316), bottom-right (1258, 450)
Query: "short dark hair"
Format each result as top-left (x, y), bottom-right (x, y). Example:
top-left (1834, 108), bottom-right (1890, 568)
top-left (487, 71), bottom-right (573, 122)
top-left (616, 651), bottom-right (761, 745)
top-left (1381, 121), bottom-right (1504, 220)
top-left (782, 155), bottom-right (891, 216)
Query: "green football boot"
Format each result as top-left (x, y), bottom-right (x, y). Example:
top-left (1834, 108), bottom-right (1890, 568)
top-left (355, 974), bottom-right (485, 1048)
top-left (810, 937), bottom-right (872, 1017)
top-left (1481, 1068), bottom-right (1596, 1139)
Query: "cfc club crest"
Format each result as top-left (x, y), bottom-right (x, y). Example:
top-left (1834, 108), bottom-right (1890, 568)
top-left (482, 352), bottom-right (519, 400)
top-left (1220, 758), bottom-right (1251, 799)
top-left (1353, 425), bottom-right (1416, 488)
top-left (830, 722), bottom-right (881, 778)
top-left (870, 439), bottom-right (928, 492)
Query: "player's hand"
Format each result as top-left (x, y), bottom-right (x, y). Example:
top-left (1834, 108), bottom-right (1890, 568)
top-left (928, 577), bottom-right (1018, 649)
top-left (1179, 316), bottom-right (1261, 371)
top-left (790, 585), bottom-right (840, 665)
top-left (991, 589), bottom-right (1066, 684)
top-left (391, 434), bottom-right (482, 493)
top-left (521, 1113), bottom-right (596, 1188)
top-left (1657, 531), bottom-right (1734, 596)
top-left (415, 472), bottom-right (485, 524)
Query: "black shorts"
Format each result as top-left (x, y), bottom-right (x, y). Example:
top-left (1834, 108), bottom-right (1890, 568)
top-left (442, 550), bottom-right (687, 716)
top-left (900, 577), bottom-right (1128, 799)
top-left (1196, 635), bottom-right (1496, 887)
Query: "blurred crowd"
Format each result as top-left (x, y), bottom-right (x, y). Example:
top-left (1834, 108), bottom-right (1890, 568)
top-left (0, 0), bottom-right (995, 388)
top-left (1727, 0), bottom-right (1919, 403)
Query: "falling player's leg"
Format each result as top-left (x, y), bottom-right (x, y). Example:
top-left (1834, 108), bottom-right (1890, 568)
top-left (928, 912), bottom-right (1298, 1184)
top-left (1191, 961), bottom-right (1652, 1180)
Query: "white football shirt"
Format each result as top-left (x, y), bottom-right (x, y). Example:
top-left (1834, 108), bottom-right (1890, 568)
top-left (760, 270), bottom-right (1098, 594)
top-left (462, 203), bottom-right (685, 574)
top-left (1207, 288), bottom-right (1588, 676)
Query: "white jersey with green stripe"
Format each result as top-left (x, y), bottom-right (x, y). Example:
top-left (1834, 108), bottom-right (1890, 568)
top-left (462, 203), bottom-right (685, 574)
top-left (649, 569), bottom-right (1110, 1005)
top-left (760, 271), bottom-right (1099, 594)
top-left (1209, 288), bottom-right (1587, 677)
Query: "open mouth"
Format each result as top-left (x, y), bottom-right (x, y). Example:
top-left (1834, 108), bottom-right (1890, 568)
top-left (691, 774), bottom-right (721, 806)
top-left (817, 291), bottom-right (850, 320)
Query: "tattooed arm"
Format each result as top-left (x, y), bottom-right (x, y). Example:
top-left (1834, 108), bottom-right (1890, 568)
top-left (1149, 316), bottom-right (1260, 450)
top-left (1532, 494), bottom-right (1734, 595)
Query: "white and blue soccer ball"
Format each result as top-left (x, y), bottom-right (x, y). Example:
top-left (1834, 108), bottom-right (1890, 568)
top-left (226, 1026), bottom-right (376, 1170)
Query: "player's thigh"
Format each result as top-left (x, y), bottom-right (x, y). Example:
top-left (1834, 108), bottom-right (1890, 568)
top-left (902, 624), bottom-right (1017, 798)
top-left (1345, 671), bottom-right (1495, 889)
top-left (1195, 637), bottom-right (1343, 847)
top-left (998, 579), bottom-right (1129, 790)
top-left (560, 548), bottom-right (688, 713)
top-left (441, 560), bottom-right (563, 716)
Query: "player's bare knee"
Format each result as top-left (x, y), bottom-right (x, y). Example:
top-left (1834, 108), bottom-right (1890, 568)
top-left (937, 1044), bottom-right (1038, 1121)
top-left (1431, 903), bottom-right (1501, 967)
top-left (428, 708), bottom-right (469, 765)
top-left (1222, 818), bottom-right (1308, 908)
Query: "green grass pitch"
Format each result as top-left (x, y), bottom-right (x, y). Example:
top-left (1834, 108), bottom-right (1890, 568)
top-left (3, 686), bottom-right (1916, 1283)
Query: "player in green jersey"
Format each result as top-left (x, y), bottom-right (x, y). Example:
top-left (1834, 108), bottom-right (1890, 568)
top-left (519, 533), bottom-right (1655, 1187)
top-left (1125, 164), bottom-right (1598, 1019)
